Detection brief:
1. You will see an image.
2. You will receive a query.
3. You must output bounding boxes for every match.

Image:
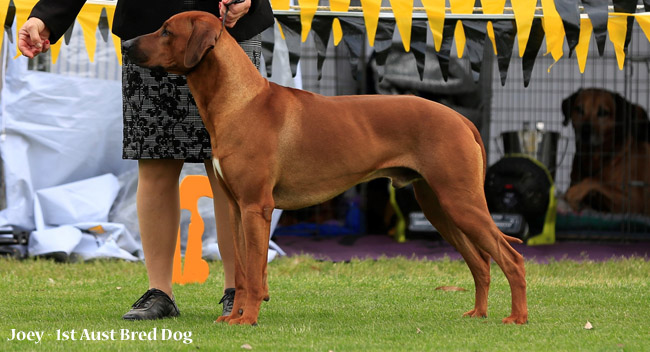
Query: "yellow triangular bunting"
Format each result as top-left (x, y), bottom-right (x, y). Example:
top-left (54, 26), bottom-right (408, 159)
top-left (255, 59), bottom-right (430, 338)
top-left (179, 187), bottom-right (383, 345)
top-left (271, 0), bottom-right (290, 10)
top-left (486, 21), bottom-right (497, 55)
top-left (454, 22), bottom-right (466, 58)
top-left (77, 3), bottom-right (104, 62)
top-left (511, 0), bottom-right (537, 57)
top-left (449, 0), bottom-right (473, 15)
top-left (298, 0), bottom-right (318, 42)
top-left (481, 0), bottom-right (506, 55)
top-left (449, 0), bottom-right (473, 59)
top-left (634, 13), bottom-right (650, 44)
top-left (608, 13), bottom-right (629, 70)
top-left (390, 0), bottom-right (413, 52)
top-left (421, 0), bottom-right (445, 51)
top-left (49, 38), bottom-right (63, 64)
top-left (332, 18), bottom-right (343, 46)
top-left (5, 0), bottom-right (650, 77)
top-left (330, 0), bottom-right (350, 11)
top-left (575, 18), bottom-right (593, 73)
top-left (330, 0), bottom-right (350, 46)
top-left (360, 0), bottom-right (381, 46)
top-left (541, 0), bottom-right (565, 70)
top-left (481, 0), bottom-right (506, 13)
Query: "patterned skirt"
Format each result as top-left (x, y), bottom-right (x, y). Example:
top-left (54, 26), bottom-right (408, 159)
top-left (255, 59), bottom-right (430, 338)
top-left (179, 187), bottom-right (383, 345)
top-left (121, 35), bottom-right (262, 162)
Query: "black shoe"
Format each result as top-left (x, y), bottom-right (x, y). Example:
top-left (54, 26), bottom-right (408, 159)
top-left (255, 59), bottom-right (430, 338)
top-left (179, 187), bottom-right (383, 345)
top-left (219, 288), bottom-right (235, 316)
top-left (122, 288), bottom-right (180, 320)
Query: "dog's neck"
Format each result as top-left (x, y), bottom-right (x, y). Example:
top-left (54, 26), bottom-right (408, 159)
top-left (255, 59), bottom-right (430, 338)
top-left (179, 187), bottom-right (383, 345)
top-left (185, 34), bottom-right (267, 125)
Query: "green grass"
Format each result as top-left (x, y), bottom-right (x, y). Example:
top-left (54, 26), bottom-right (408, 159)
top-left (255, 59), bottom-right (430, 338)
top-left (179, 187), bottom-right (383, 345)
top-left (1, 255), bottom-right (649, 351)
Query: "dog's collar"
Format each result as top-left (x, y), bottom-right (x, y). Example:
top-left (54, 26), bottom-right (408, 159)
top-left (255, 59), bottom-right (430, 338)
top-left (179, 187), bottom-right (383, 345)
top-left (218, 0), bottom-right (244, 42)
top-left (218, 17), bottom-right (226, 44)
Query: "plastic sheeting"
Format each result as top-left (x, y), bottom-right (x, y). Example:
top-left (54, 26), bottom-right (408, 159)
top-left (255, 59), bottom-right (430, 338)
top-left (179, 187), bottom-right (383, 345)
top-left (27, 174), bottom-right (141, 261)
top-left (1, 30), bottom-right (292, 261)
top-left (0, 45), bottom-right (134, 232)
top-left (0, 39), bottom-right (139, 260)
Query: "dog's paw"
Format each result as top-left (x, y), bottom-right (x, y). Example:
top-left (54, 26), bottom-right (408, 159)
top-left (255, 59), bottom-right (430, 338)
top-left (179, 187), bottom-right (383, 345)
top-left (216, 309), bottom-right (243, 324)
top-left (566, 179), bottom-right (602, 211)
top-left (228, 316), bottom-right (258, 326)
top-left (462, 309), bottom-right (487, 319)
top-left (215, 315), bottom-right (229, 323)
top-left (502, 314), bottom-right (528, 325)
top-left (565, 186), bottom-right (585, 211)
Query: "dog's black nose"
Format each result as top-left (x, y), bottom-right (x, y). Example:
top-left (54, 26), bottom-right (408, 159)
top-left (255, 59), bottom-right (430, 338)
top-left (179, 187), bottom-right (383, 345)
top-left (579, 123), bottom-right (592, 141)
top-left (122, 39), bottom-right (135, 54)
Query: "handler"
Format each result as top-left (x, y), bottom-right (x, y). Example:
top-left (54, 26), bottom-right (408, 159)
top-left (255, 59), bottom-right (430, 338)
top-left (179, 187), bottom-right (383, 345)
top-left (18, 0), bottom-right (274, 320)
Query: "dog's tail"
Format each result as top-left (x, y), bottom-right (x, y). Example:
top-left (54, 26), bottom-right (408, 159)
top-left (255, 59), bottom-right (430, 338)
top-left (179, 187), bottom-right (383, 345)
top-left (459, 115), bottom-right (522, 245)
top-left (461, 117), bottom-right (487, 178)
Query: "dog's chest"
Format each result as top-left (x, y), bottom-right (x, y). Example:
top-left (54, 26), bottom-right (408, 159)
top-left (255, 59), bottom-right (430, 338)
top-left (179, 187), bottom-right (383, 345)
top-left (212, 157), bottom-right (225, 180)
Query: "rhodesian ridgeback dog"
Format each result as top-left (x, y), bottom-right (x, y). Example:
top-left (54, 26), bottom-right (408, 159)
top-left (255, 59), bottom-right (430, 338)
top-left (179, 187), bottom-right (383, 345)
top-left (562, 88), bottom-right (650, 215)
top-left (122, 11), bottom-right (528, 325)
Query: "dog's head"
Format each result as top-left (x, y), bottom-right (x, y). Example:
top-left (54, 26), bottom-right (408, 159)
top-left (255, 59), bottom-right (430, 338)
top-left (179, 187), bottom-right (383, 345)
top-left (562, 88), bottom-right (649, 146)
top-left (122, 11), bottom-right (221, 75)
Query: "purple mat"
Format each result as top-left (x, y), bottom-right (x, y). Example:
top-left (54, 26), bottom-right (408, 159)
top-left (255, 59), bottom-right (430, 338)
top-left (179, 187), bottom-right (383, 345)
top-left (273, 234), bottom-right (650, 263)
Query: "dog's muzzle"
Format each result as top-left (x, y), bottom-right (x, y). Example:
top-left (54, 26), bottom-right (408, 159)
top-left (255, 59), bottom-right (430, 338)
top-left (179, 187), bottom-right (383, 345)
top-left (122, 38), bottom-right (148, 65)
top-left (579, 123), bottom-right (592, 141)
top-left (122, 38), bottom-right (135, 55)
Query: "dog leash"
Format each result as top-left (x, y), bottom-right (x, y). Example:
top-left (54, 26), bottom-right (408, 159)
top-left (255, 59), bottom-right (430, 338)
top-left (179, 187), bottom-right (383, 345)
top-left (219, 0), bottom-right (245, 40)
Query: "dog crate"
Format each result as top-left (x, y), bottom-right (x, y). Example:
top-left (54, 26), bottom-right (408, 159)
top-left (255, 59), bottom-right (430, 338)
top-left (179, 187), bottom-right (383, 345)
top-left (489, 24), bottom-right (650, 240)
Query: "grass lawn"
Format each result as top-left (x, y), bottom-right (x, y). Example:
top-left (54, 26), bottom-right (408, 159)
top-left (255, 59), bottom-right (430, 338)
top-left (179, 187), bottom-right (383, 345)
top-left (1, 255), bottom-right (649, 351)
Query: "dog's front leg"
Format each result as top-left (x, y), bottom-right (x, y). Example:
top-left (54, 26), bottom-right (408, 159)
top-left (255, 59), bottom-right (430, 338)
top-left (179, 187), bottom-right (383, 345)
top-left (566, 178), bottom-right (624, 212)
top-left (565, 178), bottom-right (600, 211)
top-left (227, 202), bottom-right (272, 326)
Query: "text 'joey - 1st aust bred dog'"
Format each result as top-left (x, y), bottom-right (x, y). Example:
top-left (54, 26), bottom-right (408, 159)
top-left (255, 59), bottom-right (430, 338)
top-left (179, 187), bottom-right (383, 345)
top-left (122, 11), bottom-right (528, 326)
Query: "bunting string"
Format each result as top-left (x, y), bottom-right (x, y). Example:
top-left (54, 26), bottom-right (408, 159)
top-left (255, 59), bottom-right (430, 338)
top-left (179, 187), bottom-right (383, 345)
top-left (1, 0), bottom-right (649, 86)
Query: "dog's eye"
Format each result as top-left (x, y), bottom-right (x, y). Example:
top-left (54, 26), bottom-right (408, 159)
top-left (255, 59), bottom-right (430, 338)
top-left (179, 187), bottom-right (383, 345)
top-left (161, 29), bottom-right (171, 37)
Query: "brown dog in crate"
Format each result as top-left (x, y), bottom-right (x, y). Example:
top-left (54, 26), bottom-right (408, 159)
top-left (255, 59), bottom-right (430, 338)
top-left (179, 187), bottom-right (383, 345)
top-left (562, 88), bottom-right (650, 215)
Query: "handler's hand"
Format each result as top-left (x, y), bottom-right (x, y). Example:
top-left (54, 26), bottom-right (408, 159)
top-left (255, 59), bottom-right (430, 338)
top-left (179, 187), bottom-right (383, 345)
top-left (18, 17), bottom-right (51, 58)
top-left (219, 0), bottom-right (251, 28)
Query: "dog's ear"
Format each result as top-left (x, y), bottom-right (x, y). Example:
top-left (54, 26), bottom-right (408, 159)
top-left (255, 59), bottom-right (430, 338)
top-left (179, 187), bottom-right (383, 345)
top-left (614, 93), bottom-right (629, 124)
top-left (613, 93), bottom-right (650, 141)
top-left (632, 104), bottom-right (650, 142)
top-left (562, 90), bottom-right (581, 126)
top-left (184, 21), bottom-right (217, 68)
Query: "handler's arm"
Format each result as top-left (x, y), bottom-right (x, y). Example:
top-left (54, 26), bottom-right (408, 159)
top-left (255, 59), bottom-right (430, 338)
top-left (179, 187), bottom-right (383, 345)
top-left (18, 18), bottom-right (50, 58)
top-left (19, 0), bottom-right (86, 58)
top-left (29, 0), bottom-right (87, 44)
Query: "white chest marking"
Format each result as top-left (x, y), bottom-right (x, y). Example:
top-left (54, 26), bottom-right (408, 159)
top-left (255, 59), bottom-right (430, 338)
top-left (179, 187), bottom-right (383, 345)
top-left (212, 157), bottom-right (225, 180)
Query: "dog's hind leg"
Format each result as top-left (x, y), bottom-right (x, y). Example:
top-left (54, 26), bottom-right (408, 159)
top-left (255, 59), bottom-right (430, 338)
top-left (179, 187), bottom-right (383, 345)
top-left (413, 180), bottom-right (491, 318)
top-left (418, 142), bottom-right (527, 324)
top-left (430, 181), bottom-right (527, 324)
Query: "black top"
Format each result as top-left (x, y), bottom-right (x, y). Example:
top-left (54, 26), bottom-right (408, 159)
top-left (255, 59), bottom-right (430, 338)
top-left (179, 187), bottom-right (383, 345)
top-left (30, 0), bottom-right (274, 43)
